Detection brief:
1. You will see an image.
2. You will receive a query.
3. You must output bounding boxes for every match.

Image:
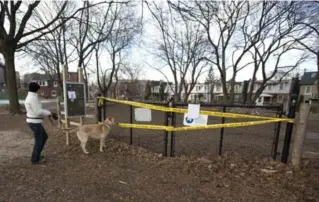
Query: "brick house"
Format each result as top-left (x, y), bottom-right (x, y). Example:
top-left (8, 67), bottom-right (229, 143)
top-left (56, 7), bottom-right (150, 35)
top-left (23, 72), bottom-right (78, 99)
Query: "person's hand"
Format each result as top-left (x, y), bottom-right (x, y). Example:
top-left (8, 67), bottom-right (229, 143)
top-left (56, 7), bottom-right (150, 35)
top-left (50, 112), bottom-right (58, 120)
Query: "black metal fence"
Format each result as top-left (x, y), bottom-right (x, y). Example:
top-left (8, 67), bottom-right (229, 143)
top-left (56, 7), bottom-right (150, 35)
top-left (97, 99), bottom-right (293, 161)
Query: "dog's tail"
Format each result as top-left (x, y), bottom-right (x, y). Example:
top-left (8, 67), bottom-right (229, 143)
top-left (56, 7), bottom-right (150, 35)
top-left (62, 127), bottom-right (79, 134)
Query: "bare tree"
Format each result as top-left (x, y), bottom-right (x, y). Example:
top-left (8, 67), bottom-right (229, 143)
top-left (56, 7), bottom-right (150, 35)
top-left (169, 1), bottom-right (253, 103)
top-left (205, 66), bottom-right (218, 103)
top-left (170, 1), bottom-right (309, 104)
top-left (70, 1), bottom-right (120, 99)
top-left (95, 2), bottom-right (141, 100)
top-left (0, 1), bottom-right (106, 113)
top-left (146, 1), bottom-right (209, 102)
top-left (293, 1), bottom-right (319, 96)
top-left (23, 4), bottom-right (77, 91)
top-left (241, 2), bottom-right (308, 104)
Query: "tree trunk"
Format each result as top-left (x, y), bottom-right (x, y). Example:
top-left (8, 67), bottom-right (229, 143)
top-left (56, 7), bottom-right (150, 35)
top-left (3, 49), bottom-right (20, 114)
top-left (317, 53), bottom-right (319, 97)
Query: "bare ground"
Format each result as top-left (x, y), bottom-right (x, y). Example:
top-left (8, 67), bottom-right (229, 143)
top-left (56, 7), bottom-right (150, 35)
top-left (0, 108), bottom-right (319, 202)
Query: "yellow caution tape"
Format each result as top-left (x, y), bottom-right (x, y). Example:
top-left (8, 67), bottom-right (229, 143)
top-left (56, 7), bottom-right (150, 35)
top-left (171, 119), bottom-right (282, 131)
top-left (98, 98), bottom-right (103, 107)
top-left (99, 119), bottom-right (283, 131)
top-left (98, 97), bottom-right (294, 123)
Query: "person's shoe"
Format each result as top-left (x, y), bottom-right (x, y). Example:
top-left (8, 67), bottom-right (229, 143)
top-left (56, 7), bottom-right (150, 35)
top-left (32, 158), bottom-right (46, 165)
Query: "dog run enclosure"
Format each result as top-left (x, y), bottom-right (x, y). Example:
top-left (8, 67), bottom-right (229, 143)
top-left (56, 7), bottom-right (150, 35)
top-left (96, 96), bottom-right (297, 163)
top-left (55, 66), bottom-right (299, 164)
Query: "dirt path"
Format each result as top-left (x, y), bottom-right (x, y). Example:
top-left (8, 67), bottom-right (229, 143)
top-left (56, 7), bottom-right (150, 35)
top-left (0, 130), bottom-right (33, 165)
top-left (0, 110), bottom-right (318, 202)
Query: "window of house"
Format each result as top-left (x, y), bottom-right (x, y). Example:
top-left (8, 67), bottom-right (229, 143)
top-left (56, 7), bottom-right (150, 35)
top-left (279, 83), bottom-right (284, 90)
top-left (234, 95), bottom-right (239, 101)
top-left (264, 97), bottom-right (271, 102)
top-left (254, 84), bottom-right (259, 90)
top-left (235, 85), bottom-right (239, 91)
top-left (277, 95), bottom-right (283, 102)
top-left (268, 85), bottom-right (272, 90)
top-left (51, 90), bottom-right (57, 97)
top-left (305, 86), bottom-right (312, 94)
top-left (53, 81), bottom-right (58, 87)
top-left (40, 90), bottom-right (44, 96)
top-left (311, 73), bottom-right (316, 78)
top-left (216, 84), bottom-right (221, 91)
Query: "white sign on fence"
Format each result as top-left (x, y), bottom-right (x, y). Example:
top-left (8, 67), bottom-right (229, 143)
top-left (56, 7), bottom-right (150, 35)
top-left (183, 114), bottom-right (208, 126)
top-left (187, 104), bottom-right (200, 118)
top-left (134, 108), bottom-right (152, 122)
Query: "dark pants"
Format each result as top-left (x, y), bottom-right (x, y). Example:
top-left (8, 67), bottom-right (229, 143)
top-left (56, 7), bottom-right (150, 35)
top-left (28, 123), bottom-right (48, 163)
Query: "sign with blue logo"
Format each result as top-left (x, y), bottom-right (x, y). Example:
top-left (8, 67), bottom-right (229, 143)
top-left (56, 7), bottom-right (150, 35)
top-left (183, 114), bottom-right (208, 126)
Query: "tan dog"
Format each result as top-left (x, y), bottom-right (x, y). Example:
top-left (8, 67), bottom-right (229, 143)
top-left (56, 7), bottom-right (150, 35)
top-left (63, 117), bottom-right (117, 154)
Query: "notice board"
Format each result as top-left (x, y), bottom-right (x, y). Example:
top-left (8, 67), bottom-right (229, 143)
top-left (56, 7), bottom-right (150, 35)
top-left (65, 82), bottom-right (86, 117)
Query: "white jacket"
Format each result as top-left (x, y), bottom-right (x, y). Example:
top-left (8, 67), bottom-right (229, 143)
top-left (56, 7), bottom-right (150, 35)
top-left (24, 92), bottom-right (51, 123)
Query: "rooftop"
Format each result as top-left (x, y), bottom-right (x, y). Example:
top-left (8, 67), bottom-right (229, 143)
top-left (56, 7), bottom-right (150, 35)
top-left (300, 71), bottom-right (318, 85)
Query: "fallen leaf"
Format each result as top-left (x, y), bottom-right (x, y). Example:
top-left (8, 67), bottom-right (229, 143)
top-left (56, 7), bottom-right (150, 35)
top-left (119, 181), bottom-right (128, 184)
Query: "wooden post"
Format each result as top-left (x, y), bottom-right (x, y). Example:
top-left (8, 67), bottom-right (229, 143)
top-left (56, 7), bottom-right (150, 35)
top-left (78, 67), bottom-right (84, 125)
top-left (63, 64), bottom-right (70, 145)
top-left (291, 102), bottom-right (311, 167)
top-left (57, 96), bottom-right (61, 129)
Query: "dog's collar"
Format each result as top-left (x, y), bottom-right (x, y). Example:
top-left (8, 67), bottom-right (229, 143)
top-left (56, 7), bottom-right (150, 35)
top-left (102, 123), bottom-right (111, 128)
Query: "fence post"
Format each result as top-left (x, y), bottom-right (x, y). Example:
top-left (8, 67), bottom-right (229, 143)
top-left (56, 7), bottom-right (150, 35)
top-left (62, 64), bottom-right (70, 145)
top-left (291, 102), bottom-right (311, 167)
top-left (57, 96), bottom-right (61, 129)
top-left (129, 100), bottom-right (133, 145)
top-left (281, 77), bottom-right (299, 163)
top-left (271, 105), bottom-right (283, 160)
top-left (163, 102), bottom-right (169, 157)
top-left (219, 106), bottom-right (226, 155)
top-left (95, 95), bottom-right (102, 123)
top-left (103, 98), bottom-right (107, 120)
top-left (78, 67), bottom-right (84, 125)
top-left (169, 100), bottom-right (176, 157)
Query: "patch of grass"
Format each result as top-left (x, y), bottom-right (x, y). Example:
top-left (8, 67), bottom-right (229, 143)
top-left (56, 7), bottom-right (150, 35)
top-left (0, 94), bottom-right (27, 100)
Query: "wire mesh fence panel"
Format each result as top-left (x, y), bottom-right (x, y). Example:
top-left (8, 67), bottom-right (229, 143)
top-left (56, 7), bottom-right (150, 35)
top-left (104, 102), bottom-right (132, 144)
top-left (131, 104), bottom-right (167, 154)
top-left (103, 100), bottom-right (286, 159)
top-left (222, 106), bottom-right (282, 158)
top-left (173, 106), bottom-right (224, 157)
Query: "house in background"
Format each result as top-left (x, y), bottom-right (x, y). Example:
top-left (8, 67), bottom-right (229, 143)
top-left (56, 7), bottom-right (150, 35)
top-left (116, 79), bottom-right (149, 100)
top-left (299, 71), bottom-right (318, 112)
top-left (254, 79), bottom-right (293, 111)
top-left (213, 81), bottom-right (243, 103)
top-left (299, 71), bottom-right (318, 101)
top-left (23, 72), bottom-right (78, 99)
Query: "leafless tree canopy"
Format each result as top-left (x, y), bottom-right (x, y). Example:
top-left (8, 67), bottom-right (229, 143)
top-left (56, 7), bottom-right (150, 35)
top-left (1, 0), bottom-right (319, 112)
top-left (0, 1), bottom-right (106, 113)
top-left (146, 1), bottom-right (210, 102)
top-left (168, 1), bottom-right (312, 104)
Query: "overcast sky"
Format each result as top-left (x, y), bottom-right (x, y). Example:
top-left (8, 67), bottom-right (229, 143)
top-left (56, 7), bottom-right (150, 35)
top-left (1, 0), bottom-right (318, 83)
